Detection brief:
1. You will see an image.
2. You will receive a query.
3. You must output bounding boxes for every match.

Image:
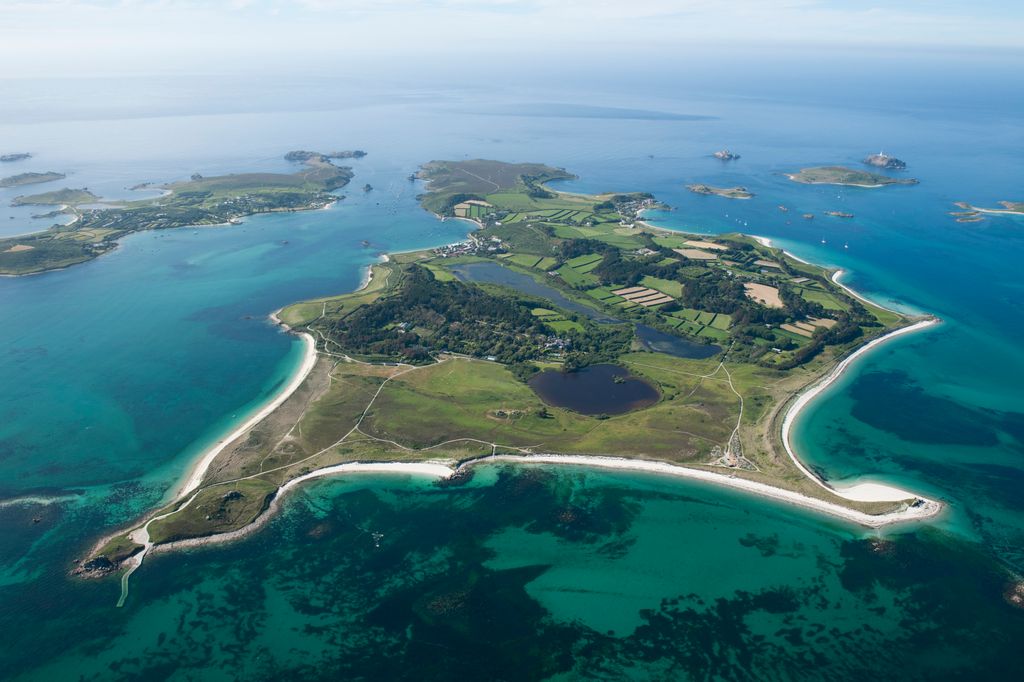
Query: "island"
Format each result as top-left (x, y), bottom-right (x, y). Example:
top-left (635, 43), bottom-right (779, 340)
top-left (863, 152), bottom-right (907, 170)
top-left (0, 171), bottom-right (65, 188)
top-left (686, 183), bottom-right (754, 199)
top-left (11, 188), bottom-right (99, 206)
top-left (284, 149), bottom-right (366, 162)
top-left (0, 153), bottom-right (32, 163)
top-left (0, 152), bottom-right (354, 276)
top-left (77, 159), bottom-right (940, 597)
top-left (950, 201), bottom-right (1024, 222)
top-left (786, 166), bottom-right (918, 188)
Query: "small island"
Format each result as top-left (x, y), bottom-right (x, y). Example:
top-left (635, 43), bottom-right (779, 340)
top-left (11, 188), bottom-right (99, 207)
top-left (686, 183), bottom-right (754, 199)
top-left (863, 152), bottom-right (907, 170)
top-left (79, 158), bottom-right (939, 593)
top-left (787, 166), bottom-right (918, 188)
top-left (950, 201), bottom-right (1024, 223)
top-left (284, 150), bottom-right (366, 162)
top-left (0, 153), bottom-right (32, 163)
top-left (0, 171), bottom-right (65, 188)
top-left (0, 152), bottom-right (355, 276)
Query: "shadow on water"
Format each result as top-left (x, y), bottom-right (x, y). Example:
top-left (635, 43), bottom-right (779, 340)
top-left (448, 261), bottom-right (622, 323)
top-left (528, 364), bottom-right (659, 415)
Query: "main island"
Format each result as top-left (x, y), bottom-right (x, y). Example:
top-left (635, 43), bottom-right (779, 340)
top-left (75, 159), bottom-right (940, 600)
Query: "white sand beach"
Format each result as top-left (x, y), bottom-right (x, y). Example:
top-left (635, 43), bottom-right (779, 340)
top-left (780, 319), bottom-right (940, 503)
top-left (175, 331), bottom-right (317, 499)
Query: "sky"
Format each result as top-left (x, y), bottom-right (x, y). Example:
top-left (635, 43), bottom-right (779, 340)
top-left (1, 0), bottom-right (1022, 77)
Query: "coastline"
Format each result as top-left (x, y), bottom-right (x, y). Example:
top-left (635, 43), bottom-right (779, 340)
top-left (480, 455), bottom-right (939, 527)
top-left (180, 246), bottom-right (416, 503)
top-left (784, 173), bottom-right (887, 189)
top-left (1, 195), bottom-right (341, 278)
top-left (144, 318), bottom-right (946, 562)
top-left (780, 318), bottom-right (940, 503)
top-left (109, 327), bottom-right (317, 606)
top-left (151, 449), bottom-right (940, 559)
top-left (100, 208), bottom-right (947, 590)
top-left (968, 204), bottom-right (1024, 216)
top-left (175, 330), bottom-right (317, 499)
top-left (152, 462), bottom-right (455, 553)
top-left (830, 269), bottom-right (904, 314)
top-left (750, 235), bottom-right (906, 315)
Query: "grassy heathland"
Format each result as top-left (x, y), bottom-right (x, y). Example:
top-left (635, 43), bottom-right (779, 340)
top-left (85, 159), bottom-right (922, 571)
top-left (0, 152), bottom-right (354, 276)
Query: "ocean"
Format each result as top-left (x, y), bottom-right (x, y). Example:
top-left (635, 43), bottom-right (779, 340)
top-left (1, 59), bottom-right (1023, 678)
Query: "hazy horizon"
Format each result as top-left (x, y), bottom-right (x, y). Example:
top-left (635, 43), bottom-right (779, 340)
top-left (2, 0), bottom-right (1023, 78)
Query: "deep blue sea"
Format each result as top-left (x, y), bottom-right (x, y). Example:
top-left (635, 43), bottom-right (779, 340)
top-left (1, 60), bottom-right (1023, 679)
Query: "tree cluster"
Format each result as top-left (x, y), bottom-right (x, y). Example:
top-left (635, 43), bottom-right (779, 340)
top-left (323, 266), bottom-right (631, 368)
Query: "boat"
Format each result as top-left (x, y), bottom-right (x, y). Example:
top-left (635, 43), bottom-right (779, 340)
top-left (713, 149), bottom-right (740, 161)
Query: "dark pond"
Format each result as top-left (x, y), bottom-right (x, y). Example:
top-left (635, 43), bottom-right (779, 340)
top-left (529, 363), bottom-right (659, 415)
top-left (449, 261), bottom-right (622, 323)
top-left (635, 324), bottom-right (721, 359)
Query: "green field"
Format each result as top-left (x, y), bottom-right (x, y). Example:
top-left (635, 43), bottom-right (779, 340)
top-left (505, 253), bottom-right (542, 269)
top-left (424, 263), bottom-right (457, 281)
top-left (566, 253), bottom-right (603, 269)
top-left (362, 358), bottom-right (736, 460)
top-left (82, 159), bottom-right (921, 567)
top-left (278, 262), bottom-right (399, 327)
top-left (640, 275), bottom-right (683, 298)
top-left (556, 263), bottom-right (599, 287)
top-left (796, 286), bottom-right (848, 311)
top-left (536, 256), bottom-right (558, 270)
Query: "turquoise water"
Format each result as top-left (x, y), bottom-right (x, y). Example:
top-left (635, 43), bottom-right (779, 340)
top-left (2, 63), bottom-right (1024, 678)
top-left (11, 466), bottom-right (1024, 680)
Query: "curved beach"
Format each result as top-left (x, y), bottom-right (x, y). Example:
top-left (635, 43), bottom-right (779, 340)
top-left (151, 448), bottom-right (941, 562)
top-left (107, 228), bottom-right (945, 609)
top-left (780, 319), bottom-right (940, 503)
top-left (176, 331), bottom-right (317, 498)
top-left (169, 243), bottom-right (943, 529)
top-left (104, 240), bottom-right (949, 609)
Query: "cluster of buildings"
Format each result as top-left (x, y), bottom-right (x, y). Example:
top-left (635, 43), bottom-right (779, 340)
top-left (432, 235), bottom-right (506, 258)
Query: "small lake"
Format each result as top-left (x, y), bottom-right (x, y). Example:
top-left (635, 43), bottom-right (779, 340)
top-left (449, 261), bottom-right (622, 323)
top-left (529, 363), bottom-right (659, 415)
top-left (635, 324), bottom-right (721, 359)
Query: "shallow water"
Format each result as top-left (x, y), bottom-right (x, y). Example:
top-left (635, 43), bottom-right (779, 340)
top-left (1, 61), bottom-right (1024, 677)
top-left (12, 465), bottom-right (1024, 681)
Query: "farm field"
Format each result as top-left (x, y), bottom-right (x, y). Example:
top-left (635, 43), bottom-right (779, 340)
top-left (87, 158), bottom-right (924, 562)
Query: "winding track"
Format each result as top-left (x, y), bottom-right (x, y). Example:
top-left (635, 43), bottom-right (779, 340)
top-left (114, 317), bottom-right (942, 606)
